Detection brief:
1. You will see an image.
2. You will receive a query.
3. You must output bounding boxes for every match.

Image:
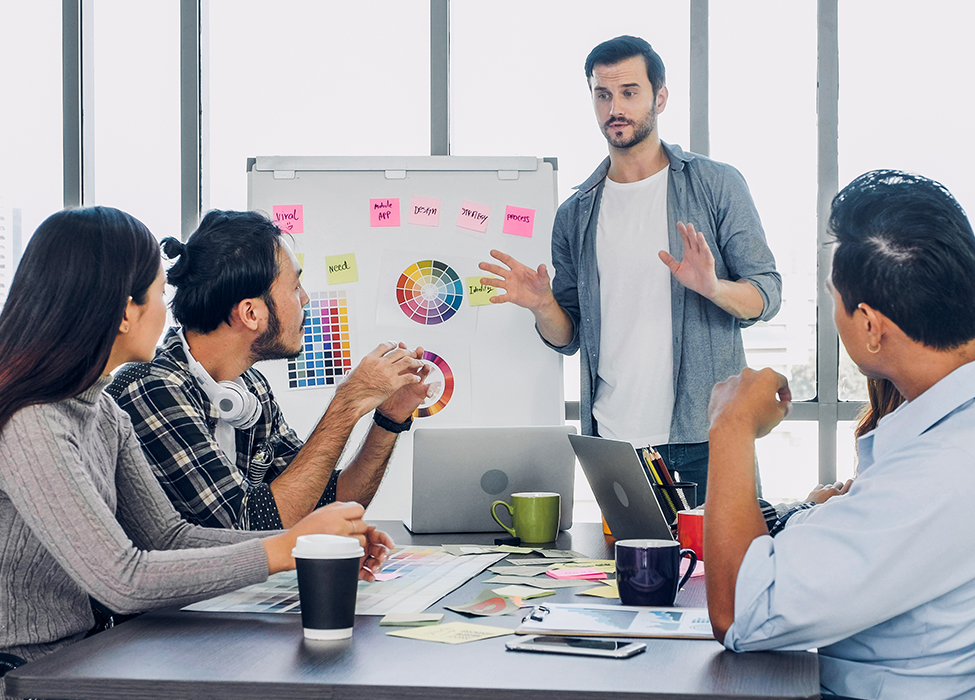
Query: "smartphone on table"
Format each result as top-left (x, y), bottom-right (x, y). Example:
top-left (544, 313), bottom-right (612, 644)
top-left (505, 635), bottom-right (646, 659)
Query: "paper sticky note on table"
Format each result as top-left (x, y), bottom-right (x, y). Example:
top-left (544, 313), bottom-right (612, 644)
top-left (445, 589), bottom-right (521, 617)
top-left (485, 575), bottom-right (593, 589)
top-left (546, 567), bottom-right (607, 580)
top-left (386, 622), bottom-right (514, 645)
top-left (409, 196), bottom-right (441, 226)
top-left (466, 276), bottom-right (496, 306)
top-left (273, 205), bottom-right (303, 233)
top-left (502, 205), bottom-right (535, 237)
top-left (370, 198), bottom-right (401, 226)
top-left (325, 253), bottom-right (358, 285)
top-left (492, 585), bottom-right (555, 599)
top-left (456, 200), bottom-right (490, 233)
top-left (373, 571), bottom-right (404, 582)
top-left (380, 613), bottom-right (444, 626)
top-left (681, 558), bottom-right (706, 578)
top-left (578, 581), bottom-right (620, 599)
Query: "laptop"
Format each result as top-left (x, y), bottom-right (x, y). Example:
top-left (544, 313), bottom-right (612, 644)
top-left (568, 434), bottom-right (674, 541)
top-left (406, 426), bottom-right (577, 534)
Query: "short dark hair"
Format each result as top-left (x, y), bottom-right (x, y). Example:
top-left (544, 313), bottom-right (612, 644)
top-left (585, 35), bottom-right (666, 94)
top-left (163, 210), bottom-right (282, 334)
top-left (0, 207), bottom-right (159, 432)
top-left (830, 169), bottom-right (975, 350)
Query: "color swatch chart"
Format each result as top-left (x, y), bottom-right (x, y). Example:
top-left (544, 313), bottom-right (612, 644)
top-left (182, 546), bottom-right (506, 616)
top-left (414, 350), bottom-right (454, 418)
top-left (396, 260), bottom-right (464, 325)
top-left (287, 290), bottom-right (353, 389)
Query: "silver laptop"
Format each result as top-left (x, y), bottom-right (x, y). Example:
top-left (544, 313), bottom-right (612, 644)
top-left (568, 434), bottom-right (674, 541)
top-left (406, 426), bottom-right (577, 534)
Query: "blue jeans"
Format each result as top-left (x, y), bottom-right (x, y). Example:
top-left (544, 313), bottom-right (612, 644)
top-left (652, 442), bottom-right (763, 505)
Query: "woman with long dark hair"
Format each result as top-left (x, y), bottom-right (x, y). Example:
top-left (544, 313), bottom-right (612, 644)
top-left (0, 207), bottom-right (389, 690)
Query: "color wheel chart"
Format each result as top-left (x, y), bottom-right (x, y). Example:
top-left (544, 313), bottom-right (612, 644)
top-left (414, 350), bottom-right (454, 418)
top-left (287, 290), bottom-right (353, 389)
top-left (396, 260), bottom-right (464, 325)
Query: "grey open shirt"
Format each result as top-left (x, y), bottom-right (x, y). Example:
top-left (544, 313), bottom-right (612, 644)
top-left (540, 142), bottom-right (782, 443)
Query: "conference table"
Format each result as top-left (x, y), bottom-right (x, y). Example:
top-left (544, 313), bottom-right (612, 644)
top-left (5, 522), bottom-right (819, 700)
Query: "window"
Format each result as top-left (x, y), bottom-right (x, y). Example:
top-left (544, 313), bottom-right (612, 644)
top-left (207, 0), bottom-right (430, 212)
top-left (0, 0), bottom-right (63, 308)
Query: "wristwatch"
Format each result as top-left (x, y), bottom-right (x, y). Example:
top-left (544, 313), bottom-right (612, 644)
top-left (373, 409), bottom-right (413, 433)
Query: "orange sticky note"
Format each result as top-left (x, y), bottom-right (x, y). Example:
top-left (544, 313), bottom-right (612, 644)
top-left (273, 205), bottom-right (303, 233)
top-left (370, 198), bottom-right (400, 227)
top-left (502, 205), bottom-right (535, 237)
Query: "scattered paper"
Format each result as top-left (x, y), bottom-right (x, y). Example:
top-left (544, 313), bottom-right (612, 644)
top-left (492, 585), bottom-right (555, 600)
top-left (408, 196), bottom-right (441, 227)
top-left (456, 200), bottom-right (490, 233)
top-left (386, 622), bottom-right (513, 645)
top-left (373, 571), bottom-right (404, 582)
top-left (681, 558), bottom-right (706, 578)
top-left (485, 575), bottom-right (595, 589)
top-left (380, 613), bottom-right (444, 627)
top-left (578, 581), bottom-right (620, 599)
top-left (273, 204), bottom-right (303, 233)
top-left (502, 205), bottom-right (535, 237)
top-left (546, 568), bottom-right (607, 580)
top-left (446, 589), bottom-right (521, 617)
top-left (495, 545), bottom-right (534, 554)
top-left (466, 276), bottom-right (496, 306)
top-left (488, 565), bottom-right (552, 577)
top-left (441, 545), bottom-right (499, 557)
top-left (325, 253), bottom-right (358, 285)
top-left (370, 198), bottom-right (401, 227)
top-left (534, 549), bottom-right (589, 559)
top-left (551, 562), bottom-right (615, 574)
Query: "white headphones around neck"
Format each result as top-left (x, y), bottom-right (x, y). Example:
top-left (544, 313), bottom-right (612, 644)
top-left (177, 329), bottom-right (261, 430)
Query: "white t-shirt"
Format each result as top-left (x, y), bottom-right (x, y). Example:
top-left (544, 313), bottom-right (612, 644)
top-left (591, 167), bottom-right (674, 446)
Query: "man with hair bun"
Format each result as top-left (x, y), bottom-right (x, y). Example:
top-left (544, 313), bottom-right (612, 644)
top-left (109, 210), bottom-right (434, 530)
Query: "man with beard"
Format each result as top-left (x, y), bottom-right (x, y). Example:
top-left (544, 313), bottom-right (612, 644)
top-left (479, 36), bottom-right (780, 502)
top-left (108, 210), bottom-right (433, 530)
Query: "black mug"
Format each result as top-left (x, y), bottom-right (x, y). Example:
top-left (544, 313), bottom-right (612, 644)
top-left (615, 539), bottom-right (697, 607)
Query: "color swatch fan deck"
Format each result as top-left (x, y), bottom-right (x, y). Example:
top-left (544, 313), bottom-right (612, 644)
top-left (397, 260), bottom-right (464, 325)
top-left (288, 291), bottom-right (353, 389)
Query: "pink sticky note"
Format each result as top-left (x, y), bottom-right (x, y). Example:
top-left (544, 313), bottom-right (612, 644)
top-left (370, 198), bottom-right (401, 227)
top-left (272, 205), bottom-right (304, 233)
top-left (502, 205), bottom-right (536, 237)
top-left (680, 558), bottom-right (706, 578)
top-left (408, 196), bottom-right (441, 227)
top-left (546, 568), bottom-right (607, 580)
top-left (374, 571), bottom-right (404, 582)
top-left (456, 200), bottom-right (491, 233)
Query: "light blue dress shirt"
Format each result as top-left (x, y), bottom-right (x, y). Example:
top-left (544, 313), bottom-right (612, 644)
top-left (725, 361), bottom-right (975, 700)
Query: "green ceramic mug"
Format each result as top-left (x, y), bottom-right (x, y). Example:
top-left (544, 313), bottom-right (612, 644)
top-left (491, 492), bottom-right (561, 544)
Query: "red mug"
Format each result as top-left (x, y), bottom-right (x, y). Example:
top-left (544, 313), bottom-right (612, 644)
top-left (677, 509), bottom-right (705, 561)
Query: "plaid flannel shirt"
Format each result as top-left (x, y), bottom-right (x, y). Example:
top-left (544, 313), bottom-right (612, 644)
top-left (759, 499), bottom-right (818, 536)
top-left (107, 328), bottom-right (337, 530)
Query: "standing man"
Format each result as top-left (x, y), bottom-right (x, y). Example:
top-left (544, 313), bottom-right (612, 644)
top-left (109, 210), bottom-right (434, 530)
top-left (480, 35), bottom-right (780, 501)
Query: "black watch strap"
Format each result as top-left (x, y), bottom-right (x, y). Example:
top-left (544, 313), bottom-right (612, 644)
top-left (373, 409), bottom-right (413, 433)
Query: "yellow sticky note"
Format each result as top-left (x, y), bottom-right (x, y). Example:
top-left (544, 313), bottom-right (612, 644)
top-left (386, 621), bottom-right (513, 644)
top-left (466, 276), bottom-right (496, 306)
top-left (578, 581), bottom-right (619, 599)
top-left (326, 253), bottom-right (358, 285)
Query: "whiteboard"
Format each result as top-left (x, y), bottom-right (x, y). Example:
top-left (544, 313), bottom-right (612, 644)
top-left (247, 156), bottom-right (563, 519)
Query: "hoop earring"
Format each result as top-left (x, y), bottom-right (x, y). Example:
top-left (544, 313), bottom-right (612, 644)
top-left (867, 342), bottom-right (881, 354)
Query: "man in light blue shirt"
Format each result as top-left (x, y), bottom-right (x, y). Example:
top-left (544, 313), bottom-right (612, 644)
top-left (706, 170), bottom-right (975, 700)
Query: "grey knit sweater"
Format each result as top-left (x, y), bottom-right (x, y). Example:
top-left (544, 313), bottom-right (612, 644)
top-left (0, 377), bottom-right (270, 676)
